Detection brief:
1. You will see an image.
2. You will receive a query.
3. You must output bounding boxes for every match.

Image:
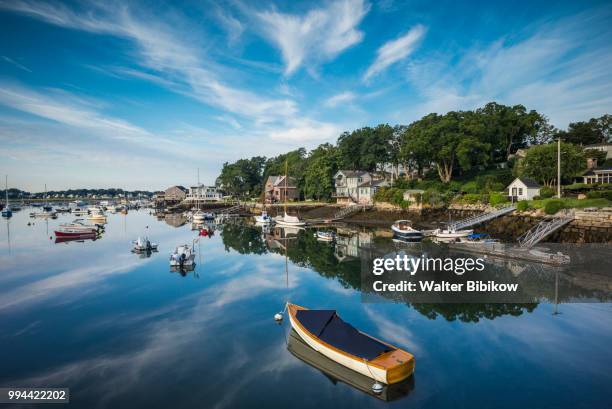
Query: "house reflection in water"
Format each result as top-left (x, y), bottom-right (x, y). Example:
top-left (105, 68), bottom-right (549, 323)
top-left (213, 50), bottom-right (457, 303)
top-left (164, 213), bottom-right (187, 228)
top-left (334, 228), bottom-right (372, 261)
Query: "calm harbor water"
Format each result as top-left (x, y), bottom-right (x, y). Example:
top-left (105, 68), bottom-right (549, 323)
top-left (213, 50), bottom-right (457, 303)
top-left (0, 209), bottom-right (611, 408)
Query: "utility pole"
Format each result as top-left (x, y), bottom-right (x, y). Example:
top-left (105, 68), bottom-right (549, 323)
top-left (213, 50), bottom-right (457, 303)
top-left (557, 137), bottom-right (561, 198)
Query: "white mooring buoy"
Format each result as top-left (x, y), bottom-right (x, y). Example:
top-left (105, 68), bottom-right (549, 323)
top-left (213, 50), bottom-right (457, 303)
top-left (274, 312), bottom-right (283, 322)
top-left (371, 382), bottom-right (384, 394)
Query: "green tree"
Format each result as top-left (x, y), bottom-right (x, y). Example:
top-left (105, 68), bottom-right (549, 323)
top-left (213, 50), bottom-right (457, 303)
top-left (556, 115), bottom-right (611, 145)
top-left (303, 144), bottom-right (339, 200)
top-left (519, 142), bottom-right (586, 186)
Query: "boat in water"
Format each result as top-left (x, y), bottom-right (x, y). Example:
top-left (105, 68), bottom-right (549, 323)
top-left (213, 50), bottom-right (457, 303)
top-left (2, 176), bottom-right (12, 218)
top-left (275, 212), bottom-right (306, 226)
top-left (274, 160), bottom-right (305, 226)
top-left (132, 236), bottom-right (158, 253)
top-left (72, 207), bottom-right (88, 216)
top-left (457, 233), bottom-right (498, 244)
top-left (254, 211), bottom-right (273, 224)
top-left (391, 220), bottom-right (423, 241)
top-left (287, 302), bottom-right (415, 385)
top-left (55, 234), bottom-right (98, 244)
top-left (315, 230), bottom-right (336, 241)
top-left (169, 243), bottom-right (196, 267)
top-left (87, 206), bottom-right (107, 222)
top-left (287, 329), bottom-right (414, 402)
top-left (433, 227), bottom-right (473, 239)
top-left (55, 219), bottom-right (103, 238)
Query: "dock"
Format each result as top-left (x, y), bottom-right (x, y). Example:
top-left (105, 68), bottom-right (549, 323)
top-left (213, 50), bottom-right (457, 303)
top-left (306, 204), bottom-right (372, 224)
top-left (449, 205), bottom-right (516, 230)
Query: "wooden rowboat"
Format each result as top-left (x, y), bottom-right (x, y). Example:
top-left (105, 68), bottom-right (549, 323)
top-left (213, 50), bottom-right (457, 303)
top-left (287, 303), bottom-right (415, 384)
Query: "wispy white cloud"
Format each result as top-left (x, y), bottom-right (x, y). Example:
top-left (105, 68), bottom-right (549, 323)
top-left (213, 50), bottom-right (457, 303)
top-left (324, 91), bottom-right (357, 108)
top-left (0, 0), bottom-right (297, 123)
top-left (0, 83), bottom-right (151, 140)
top-left (255, 0), bottom-right (370, 75)
top-left (267, 118), bottom-right (342, 142)
top-left (403, 10), bottom-right (612, 127)
top-left (363, 24), bottom-right (426, 81)
top-left (213, 7), bottom-right (245, 45)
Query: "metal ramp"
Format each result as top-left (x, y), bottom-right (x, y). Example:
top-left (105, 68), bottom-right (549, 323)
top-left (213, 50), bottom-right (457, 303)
top-left (449, 205), bottom-right (516, 230)
top-left (222, 204), bottom-right (241, 214)
top-left (333, 204), bottom-right (371, 220)
top-left (518, 213), bottom-right (574, 248)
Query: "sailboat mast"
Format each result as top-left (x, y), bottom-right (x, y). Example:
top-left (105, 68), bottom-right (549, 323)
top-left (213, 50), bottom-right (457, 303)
top-left (197, 168), bottom-right (200, 211)
top-left (284, 160), bottom-right (288, 215)
top-left (5, 175), bottom-right (8, 205)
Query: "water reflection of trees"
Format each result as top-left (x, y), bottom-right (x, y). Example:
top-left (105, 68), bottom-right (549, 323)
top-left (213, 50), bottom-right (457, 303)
top-left (219, 223), bottom-right (611, 322)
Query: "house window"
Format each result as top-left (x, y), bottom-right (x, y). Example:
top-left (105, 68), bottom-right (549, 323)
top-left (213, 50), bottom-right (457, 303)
top-left (518, 188), bottom-right (523, 195)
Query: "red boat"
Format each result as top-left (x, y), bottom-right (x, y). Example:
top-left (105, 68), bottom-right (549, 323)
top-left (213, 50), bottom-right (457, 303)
top-left (55, 234), bottom-right (98, 244)
top-left (54, 219), bottom-right (102, 237)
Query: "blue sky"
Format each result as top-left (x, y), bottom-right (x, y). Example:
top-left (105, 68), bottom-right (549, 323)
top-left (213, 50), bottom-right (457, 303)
top-left (1, 0), bottom-right (611, 191)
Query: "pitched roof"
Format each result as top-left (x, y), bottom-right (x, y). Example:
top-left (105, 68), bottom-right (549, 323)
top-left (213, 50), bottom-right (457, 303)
top-left (358, 179), bottom-right (389, 188)
top-left (335, 170), bottom-right (369, 178)
top-left (166, 185), bottom-right (187, 192)
top-left (269, 175), bottom-right (297, 188)
top-left (511, 177), bottom-right (540, 188)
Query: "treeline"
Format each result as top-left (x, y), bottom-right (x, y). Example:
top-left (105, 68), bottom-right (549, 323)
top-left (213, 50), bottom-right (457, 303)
top-left (1, 188), bottom-right (155, 199)
top-left (216, 102), bottom-right (610, 199)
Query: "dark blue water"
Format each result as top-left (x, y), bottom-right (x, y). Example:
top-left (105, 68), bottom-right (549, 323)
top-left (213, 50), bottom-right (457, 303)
top-left (0, 210), bottom-right (610, 408)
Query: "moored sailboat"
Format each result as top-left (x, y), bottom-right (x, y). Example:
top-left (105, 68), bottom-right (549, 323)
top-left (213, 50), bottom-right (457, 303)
top-left (1, 176), bottom-right (12, 218)
top-left (274, 161), bottom-right (305, 226)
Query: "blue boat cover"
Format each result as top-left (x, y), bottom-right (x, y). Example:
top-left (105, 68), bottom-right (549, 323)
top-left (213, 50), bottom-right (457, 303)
top-left (296, 310), bottom-right (393, 361)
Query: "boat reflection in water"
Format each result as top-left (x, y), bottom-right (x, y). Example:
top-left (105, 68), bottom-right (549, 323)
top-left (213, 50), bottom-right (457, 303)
top-left (287, 329), bottom-right (414, 402)
top-left (169, 264), bottom-right (198, 278)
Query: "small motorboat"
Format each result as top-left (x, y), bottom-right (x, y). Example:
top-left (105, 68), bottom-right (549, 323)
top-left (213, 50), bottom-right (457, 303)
top-left (315, 231), bottom-right (336, 242)
top-left (87, 207), bottom-right (107, 222)
top-left (391, 220), bottom-right (423, 241)
top-left (287, 303), bottom-right (415, 385)
top-left (55, 219), bottom-right (102, 237)
top-left (42, 204), bottom-right (53, 212)
top-left (275, 212), bottom-right (306, 227)
top-left (433, 227), bottom-right (473, 239)
top-left (254, 211), bottom-right (273, 224)
top-left (169, 244), bottom-right (196, 267)
top-left (132, 236), bottom-right (158, 252)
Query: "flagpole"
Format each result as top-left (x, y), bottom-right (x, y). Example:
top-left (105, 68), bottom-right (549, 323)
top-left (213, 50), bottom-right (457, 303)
top-left (557, 137), bottom-right (561, 198)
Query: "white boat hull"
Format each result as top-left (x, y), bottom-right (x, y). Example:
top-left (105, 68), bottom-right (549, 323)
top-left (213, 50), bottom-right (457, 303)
top-left (434, 229), bottom-right (473, 239)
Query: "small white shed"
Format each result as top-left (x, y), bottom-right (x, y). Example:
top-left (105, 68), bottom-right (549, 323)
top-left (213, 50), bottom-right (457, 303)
top-left (507, 177), bottom-right (541, 201)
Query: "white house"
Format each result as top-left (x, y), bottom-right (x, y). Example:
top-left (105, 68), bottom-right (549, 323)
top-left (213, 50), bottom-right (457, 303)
top-left (186, 184), bottom-right (223, 202)
top-left (333, 170), bottom-right (389, 205)
top-left (507, 177), bottom-right (541, 201)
